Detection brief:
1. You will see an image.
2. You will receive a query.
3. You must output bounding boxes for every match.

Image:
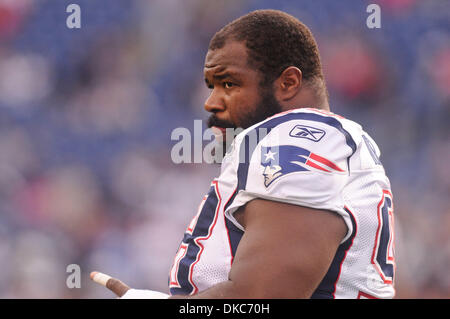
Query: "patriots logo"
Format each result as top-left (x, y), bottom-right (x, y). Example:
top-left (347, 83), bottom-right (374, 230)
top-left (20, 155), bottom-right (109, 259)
top-left (289, 125), bottom-right (326, 142)
top-left (261, 145), bottom-right (345, 187)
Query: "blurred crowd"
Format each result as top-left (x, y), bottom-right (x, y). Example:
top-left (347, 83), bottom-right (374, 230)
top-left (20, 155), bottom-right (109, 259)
top-left (0, 0), bottom-right (448, 298)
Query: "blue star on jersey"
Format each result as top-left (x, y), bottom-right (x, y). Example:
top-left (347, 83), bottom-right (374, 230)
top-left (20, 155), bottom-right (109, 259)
top-left (261, 145), bottom-right (345, 187)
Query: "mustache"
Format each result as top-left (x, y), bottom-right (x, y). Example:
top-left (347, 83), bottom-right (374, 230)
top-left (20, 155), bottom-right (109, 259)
top-left (207, 115), bottom-right (236, 129)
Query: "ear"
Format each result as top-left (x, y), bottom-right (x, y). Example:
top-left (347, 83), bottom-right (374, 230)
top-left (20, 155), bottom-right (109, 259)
top-left (274, 66), bottom-right (302, 101)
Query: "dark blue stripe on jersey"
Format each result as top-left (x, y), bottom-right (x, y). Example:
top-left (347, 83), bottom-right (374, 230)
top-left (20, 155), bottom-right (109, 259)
top-left (236, 129), bottom-right (270, 192)
top-left (311, 207), bottom-right (357, 299)
top-left (223, 189), bottom-right (244, 261)
top-left (170, 184), bottom-right (219, 296)
top-left (376, 196), bottom-right (394, 279)
top-left (225, 217), bottom-right (244, 259)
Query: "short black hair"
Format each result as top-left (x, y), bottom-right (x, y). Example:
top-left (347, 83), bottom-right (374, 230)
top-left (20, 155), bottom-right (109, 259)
top-left (209, 9), bottom-right (326, 94)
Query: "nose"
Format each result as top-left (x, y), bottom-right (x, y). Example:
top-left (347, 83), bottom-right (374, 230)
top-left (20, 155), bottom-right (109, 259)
top-left (204, 89), bottom-right (225, 114)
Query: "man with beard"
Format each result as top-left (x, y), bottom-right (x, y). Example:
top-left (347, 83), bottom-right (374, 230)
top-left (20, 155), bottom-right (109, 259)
top-left (92, 9), bottom-right (395, 299)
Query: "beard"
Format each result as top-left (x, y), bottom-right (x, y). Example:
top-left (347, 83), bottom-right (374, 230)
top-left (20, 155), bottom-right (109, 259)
top-left (207, 85), bottom-right (282, 130)
top-left (238, 85), bottom-right (283, 130)
top-left (206, 85), bottom-right (283, 161)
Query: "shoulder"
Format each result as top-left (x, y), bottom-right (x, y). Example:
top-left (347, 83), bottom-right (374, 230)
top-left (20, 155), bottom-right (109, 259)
top-left (222, 108), bottom-right (363, 240)
top-left (232, 108), bottom-right (364, 165)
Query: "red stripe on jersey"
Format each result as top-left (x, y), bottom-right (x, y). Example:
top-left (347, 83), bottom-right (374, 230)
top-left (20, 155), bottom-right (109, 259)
top-left (309, 152), bottom-right (345, 172)
top-left (223, 187), bottom-right (238, 267)
top-left (266, 108), bottom-right (298, 120)
top-left (304, 108), bottom-right (346, 119)
top-left (169, 243), bottom-right (188, 288)
top-left (305, 159), bottom-right (331, 172)
top-left (357, 291), bottom-right (379, 299)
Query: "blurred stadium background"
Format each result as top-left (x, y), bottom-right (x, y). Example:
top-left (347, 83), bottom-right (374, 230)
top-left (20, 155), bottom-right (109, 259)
top-left (0, 0), bottom-right (448, 298)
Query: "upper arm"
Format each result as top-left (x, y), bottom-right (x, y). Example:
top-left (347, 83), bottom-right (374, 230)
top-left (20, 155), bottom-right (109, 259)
top-left (228, 198), bottom-right (347, 299)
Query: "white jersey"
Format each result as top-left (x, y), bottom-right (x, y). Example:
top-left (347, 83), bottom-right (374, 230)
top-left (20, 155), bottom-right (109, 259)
top-left (169, 108), bottom-right (395, 299)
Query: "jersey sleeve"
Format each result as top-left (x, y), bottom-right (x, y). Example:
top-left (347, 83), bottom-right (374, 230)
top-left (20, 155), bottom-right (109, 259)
top-left (223, 112), bottom-right (361, 243)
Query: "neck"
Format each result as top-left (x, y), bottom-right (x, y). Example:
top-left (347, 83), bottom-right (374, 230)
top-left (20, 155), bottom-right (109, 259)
top-left (281, 86), bottom-right (330, 112)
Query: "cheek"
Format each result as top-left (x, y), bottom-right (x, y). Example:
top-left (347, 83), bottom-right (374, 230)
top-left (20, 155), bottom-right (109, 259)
top-left (228, 89), bottom-right (260, 126)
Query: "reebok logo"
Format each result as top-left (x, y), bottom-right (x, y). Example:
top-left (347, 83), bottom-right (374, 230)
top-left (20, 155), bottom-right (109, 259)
top-left (289, 125), bottom-right (326, 142)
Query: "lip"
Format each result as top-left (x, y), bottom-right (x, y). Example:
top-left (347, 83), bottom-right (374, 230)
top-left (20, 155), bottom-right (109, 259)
top-left (211, 126), bottom-right (226, 134)
top-left (211, 126), bottom-right (226, 142)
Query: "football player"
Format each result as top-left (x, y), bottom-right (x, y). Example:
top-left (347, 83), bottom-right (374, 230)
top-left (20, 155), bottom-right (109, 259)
top-left (92, 9), bottom-right (395, 299)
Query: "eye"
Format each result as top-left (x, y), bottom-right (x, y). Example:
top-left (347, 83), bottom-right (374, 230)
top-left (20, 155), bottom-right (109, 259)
top-left (223, 82), bottom-right (234, 89)
top-left (205, 79), bottom-right (214, 89)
